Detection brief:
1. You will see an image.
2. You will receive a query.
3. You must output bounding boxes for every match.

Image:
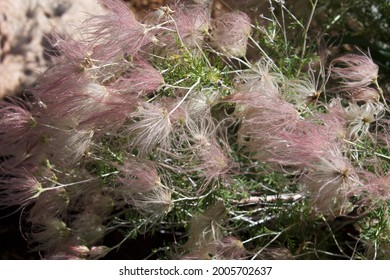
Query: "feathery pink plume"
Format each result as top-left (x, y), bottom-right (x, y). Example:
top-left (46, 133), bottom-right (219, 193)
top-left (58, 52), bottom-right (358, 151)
top-left (330, 53), bottom-right (379, 91)
top-left (210, 11), bottom-right (251, 57)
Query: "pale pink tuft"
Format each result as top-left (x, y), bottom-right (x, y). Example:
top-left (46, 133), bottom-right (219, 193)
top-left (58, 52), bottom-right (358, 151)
top-left (117, 159), bottom-right (161, 193)
top-left (113, 58), bottom-right (164, 94)
top-left (127, 184), bottom-right (172, 220)
top-left (0, 98), bottom-right (36, 151)
top-left (0, 170), bottom-right (43, 208)
top-left (302, 148), bottom-right (360, 217)
top-left (330, 53), bottom-right (379, 91)
top-left (227, 91), bottom-right (300, 152)
top-left (210, 11), bottom-right (251, 57)
top-left (172, 4), bottom-right (210, 50)
top-left (85, 0), bottom-right (152, 59)
top-left (350, 87), bottom-right (380, 103)
top-left (236, 59), bottom-right (282, 95)
top-left (175, 116), bottom-right (234, 190)
top-left (126, 102), bottom-right (172, 155)
top-left (359, 173), bottom-right (390, 204)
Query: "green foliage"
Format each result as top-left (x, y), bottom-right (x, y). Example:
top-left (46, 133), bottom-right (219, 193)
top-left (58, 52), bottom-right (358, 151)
top-left (357, 202), bottom-right (390, 259)
top-left (153, 50), bottom-right (233, 97)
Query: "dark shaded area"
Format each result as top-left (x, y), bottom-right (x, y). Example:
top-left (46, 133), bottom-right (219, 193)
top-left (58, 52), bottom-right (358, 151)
top-left (0, 208), bottom-right (39, 260)
top-left (102, 230), bottom-right (180, 260)
top-left (0, 205), bottom-right (182, 259)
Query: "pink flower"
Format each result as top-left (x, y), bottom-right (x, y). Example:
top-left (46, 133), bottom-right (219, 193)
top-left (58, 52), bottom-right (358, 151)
top-left (146, 3), bottom-right (211, 54)
top-left (42, 128), bottom-right (94, 165)
top-left (210, 11), bottom-right (251, 57)
top-left (48, 31), bottom-right (93, 66)
top-left (224, 91), bottom-right (301, 166)
top-left (0, 169), bottom-right (43, 208)
top-left (0, 98), bottom-right (36, 151)
top-left (285, 65), bottom-right (327, 106)
top-left (39, 32), bottom-right (100, 85)
top-left (117, 159), bottom-right (161, 193)
top-left (227, 92), bottom-right (359, 217)
top-left (350, 87), bottom-right (380, 103)
top-left (228, 91), bottom-right (300, 132)
top-left (171, 4), bottom-right (210, 50)
top-left (236, 59), bottom-right (282, 95)
top-left (127, 183), bottom-right (172, 220)
top-left (31, 73), bottom-right (91, 123)
top-left (28, 188), bottom-right (69, 224)
top-left (302, 148), bottom-right (360, 217)
top-left (264, 120), bottom-right (339, 169)
top-left (33, 77), bottom-right (139, 131)
top-left (85, 0), bottom-right (152, 59)
top-left (112, 57), bottom-right (164, 95)
top-left (314, 99), bottom-right (347, 141)
top-left (197, 140), bottom-right (231, 186)
top-left (184, 117), bottom-right (233, 189)
top-left (126, 102), bottom-right (173, 155)
top-left (359, 173), bottom-right (390, 204)
top-left (47, 30), bottom-right (150, 90)
top-left (72, 84), bottom-right (139, 131)
top-left (330, 53), bottom-right (379, 91)
top-left (227, 91), bottom-right (300, 156)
